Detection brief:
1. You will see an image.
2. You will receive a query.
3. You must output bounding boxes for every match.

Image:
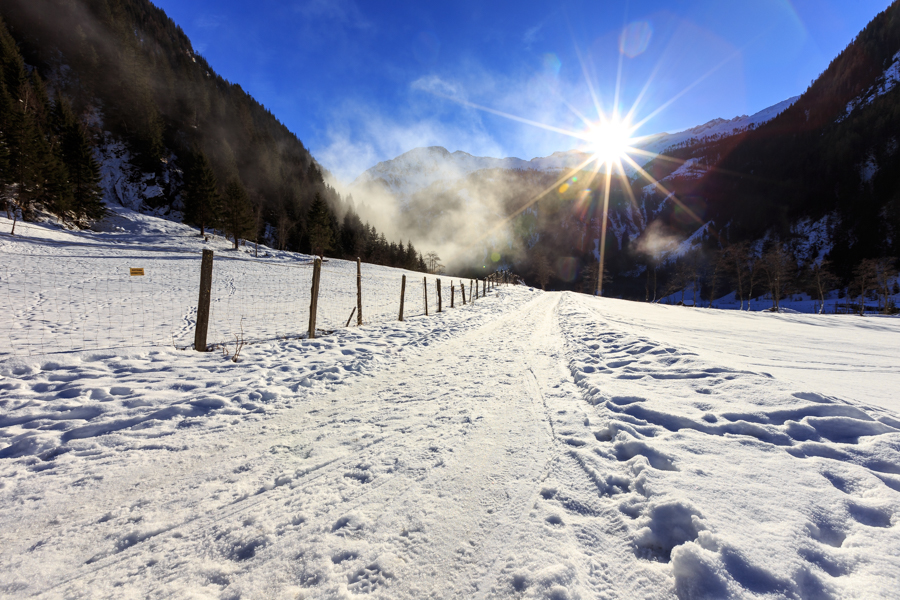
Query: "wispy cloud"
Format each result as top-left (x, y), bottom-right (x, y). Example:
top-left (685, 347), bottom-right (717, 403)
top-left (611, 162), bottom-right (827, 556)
top-left (314, 96), bottom-right (504, 184)
top-left (294, 0), bottom-right (371, 29)
top-left (410, 75), bottom-right (467, 103)
top-left (195, 14), bottom-right (225, 29)
top-left (523, 23), bottom-right (544, 48)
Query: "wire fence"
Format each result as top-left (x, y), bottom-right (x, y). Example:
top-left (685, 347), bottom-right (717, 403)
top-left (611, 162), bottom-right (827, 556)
top-left (0, 248), bottom-right (500, 358)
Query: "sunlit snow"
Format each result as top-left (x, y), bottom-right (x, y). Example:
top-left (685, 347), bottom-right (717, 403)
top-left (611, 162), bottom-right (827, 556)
top-left (1, 208), bottom-right (899, 599)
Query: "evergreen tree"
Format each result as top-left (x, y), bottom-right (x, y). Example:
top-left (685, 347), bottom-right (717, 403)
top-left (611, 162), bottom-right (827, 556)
top-left (340, 209), bottom-right (363, 259)
top-left (220, 178), bottom-right (255, 249)
top-left (182, 149), bottom-right (218, 235)
top-left (0, 78), bottom-right (12, 217)
top-left (405, 241), bottom-right (417, 270)
top-left (52, 94), bottom-right (104, 222)
top-left (0, 7), bottom-right (436, 257)
top-left (307, 193), bottom-right (334, 258)
top-left (7, 92), bottom-right (49, 220)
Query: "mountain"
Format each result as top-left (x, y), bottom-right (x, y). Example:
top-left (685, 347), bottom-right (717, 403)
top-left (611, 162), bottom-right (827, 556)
top-left (349, 1), bottom-right (900, 293)
top-left (665, 1), bottom-right (900, 275)
top-left (351, 96), bottom-right (800, 202)
top-left (0, 0), bottom-right (430, 270)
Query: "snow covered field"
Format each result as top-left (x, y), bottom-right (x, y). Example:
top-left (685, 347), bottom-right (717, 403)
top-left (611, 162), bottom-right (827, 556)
top-left (1, 211), bottom-right (900, 599)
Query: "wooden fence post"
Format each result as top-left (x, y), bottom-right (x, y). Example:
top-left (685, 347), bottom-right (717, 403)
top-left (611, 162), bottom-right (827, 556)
top-left (483, 279), bottom-right (486, 296)
top-left (424, 277), bottom-right (428, 316)
top-left (461, 281), bottom-right (466, 305)
top-left (451, 283), bottom-right (455, 308)
top-left (437, 279), bottom-right (442, 312)
top-left (308, 257), bottom-right (322, 339)
top-left (194, 249), bottom-right (214, 352)
top-left (472, 279), bottom-right (476, 301)
top-left (356, 257), bottom-right (363, 326)
top-left (399, 274), bottom-right (406, 321)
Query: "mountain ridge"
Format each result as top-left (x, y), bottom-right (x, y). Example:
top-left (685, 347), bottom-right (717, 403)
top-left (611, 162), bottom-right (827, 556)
top-left (351, 95), bottom-right (800, 201)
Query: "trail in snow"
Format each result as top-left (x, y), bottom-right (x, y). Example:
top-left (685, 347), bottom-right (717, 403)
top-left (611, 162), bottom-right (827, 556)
top-left (1, 284), bottom-right (899, 599)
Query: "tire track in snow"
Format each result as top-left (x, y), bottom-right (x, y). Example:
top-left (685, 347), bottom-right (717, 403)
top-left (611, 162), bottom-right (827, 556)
top-left (29, 289), bottom-right (546, 598)
top-left (477, 293), bottom-right (673, 600)
top-left (34, 385), bottom-right (466, 596)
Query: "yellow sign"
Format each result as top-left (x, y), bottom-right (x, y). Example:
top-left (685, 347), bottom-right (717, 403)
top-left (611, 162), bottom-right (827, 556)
top-left (130, 268), bottom-right (145, 276)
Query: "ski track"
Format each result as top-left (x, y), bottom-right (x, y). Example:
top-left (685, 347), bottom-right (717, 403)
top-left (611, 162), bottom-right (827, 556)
top-left (0, 287), bottom-right (899, 599)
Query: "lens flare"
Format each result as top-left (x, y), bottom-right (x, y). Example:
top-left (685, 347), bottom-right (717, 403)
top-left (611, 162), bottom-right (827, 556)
top-left (619, 21), bottom-right (652, 58)
top-left (543, 53), bottom-right (562, 76)
top-left (556, 257), bottom-right (580, 282)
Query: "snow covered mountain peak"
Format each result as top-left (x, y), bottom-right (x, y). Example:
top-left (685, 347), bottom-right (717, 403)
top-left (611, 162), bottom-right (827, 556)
top-left (351, 96), bottom-right (800, 200)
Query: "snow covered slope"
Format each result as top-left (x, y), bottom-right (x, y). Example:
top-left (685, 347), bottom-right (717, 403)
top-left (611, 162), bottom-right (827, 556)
top-left (351, 96), bottom-right (799, 200)
top-left (1, 210), bottom-right (899, 599)
top-left (843, 50), bottom-right (900, 119)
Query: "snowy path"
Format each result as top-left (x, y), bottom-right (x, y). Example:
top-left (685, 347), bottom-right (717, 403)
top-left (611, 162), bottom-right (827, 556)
top-left (1, 288), bottom-right (899, 599)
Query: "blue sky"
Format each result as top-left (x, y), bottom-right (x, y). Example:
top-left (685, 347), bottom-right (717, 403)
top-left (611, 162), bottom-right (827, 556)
top-left (155, 0), bottom-right (891, 182)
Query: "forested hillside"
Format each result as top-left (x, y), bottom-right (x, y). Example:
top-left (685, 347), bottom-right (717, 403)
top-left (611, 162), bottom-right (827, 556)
top-left (0, 0), bottom-right (427, 269)
top-left (483, 1), bottom-right (900, 302)
top-left (644, 0), bottom-right (900, 276)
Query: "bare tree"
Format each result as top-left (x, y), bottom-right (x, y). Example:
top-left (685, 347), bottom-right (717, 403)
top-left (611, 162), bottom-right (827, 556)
top-left (724, 242), bottom-right (750, 310)
top-left (808, 260), bottom-right (839, 314)
top-left (424, 251), bottom-right (442, 274)
top-left (533, 254), bottom-right (552, 291)
top-left (641, 254), bottom-right (660, 302)
top-left (275, 211), bottom-right (295, 251)
top-left (761, 242), bottom-right (795, 311)
top-left (851, 259), bottom-right (879, 315)
top-left (669, 253), bottom-right (698, 305)
top-left (873, 258), bottom-right (899, 314)
top-left (707, 250), bottom-right (728, 308)
top-left (253, 201), bottom-right (265, 257)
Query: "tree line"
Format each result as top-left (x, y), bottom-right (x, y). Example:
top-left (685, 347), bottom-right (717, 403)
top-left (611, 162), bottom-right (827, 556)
top-left (181, 148), bottom-right (428, 269)
top-left (641, 242), bottom-right (899, 315)
top-left (0, 4), bottom-right (437, 272)
top-left (0, 16), bottom-right (104, 227)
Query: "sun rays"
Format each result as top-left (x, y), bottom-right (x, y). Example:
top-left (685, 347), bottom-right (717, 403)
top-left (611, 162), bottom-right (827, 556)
top-left (419, 17), bottom-right (748, 295)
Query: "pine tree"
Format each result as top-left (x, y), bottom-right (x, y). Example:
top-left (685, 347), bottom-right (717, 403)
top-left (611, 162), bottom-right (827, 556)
top-left (339, 209), bottom-right (362, 259)
top-left (0, 77), bottom-right (12, 217)
top-left (405, 241), bottom-right (417, 270)
top-left (307, 193), bottom-right (334, 258)
top-left (7, 97), bottom-right (47, 220)
top-left (220, 178), bottom-right (254, 249)
top-left (52, 94), bottom-right (104, 222)
top-left (0, 18), bottom-right (26, 102)
top-left (182, 149), bottom-right (218, 235)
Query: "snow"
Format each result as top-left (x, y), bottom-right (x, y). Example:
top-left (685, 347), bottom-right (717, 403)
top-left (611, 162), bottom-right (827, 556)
top-left (351, 97), bottom-right (800, 201)
top-left (789, 214), bottom-right (835, 265)
top-left (843, 50), bottom-right (900, 118)
top-left (2, 209), bottom-right (900, 598)
top-left (664, 158), bottom-right (707, 181)
top-left (634, 95), bottom-right (800, 159)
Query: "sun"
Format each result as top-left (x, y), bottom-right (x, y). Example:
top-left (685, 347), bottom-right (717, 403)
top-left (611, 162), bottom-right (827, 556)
top-left (422, 22), bottom-right (715, 297)
top-left (587, 118), bottom-right (634, 165)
